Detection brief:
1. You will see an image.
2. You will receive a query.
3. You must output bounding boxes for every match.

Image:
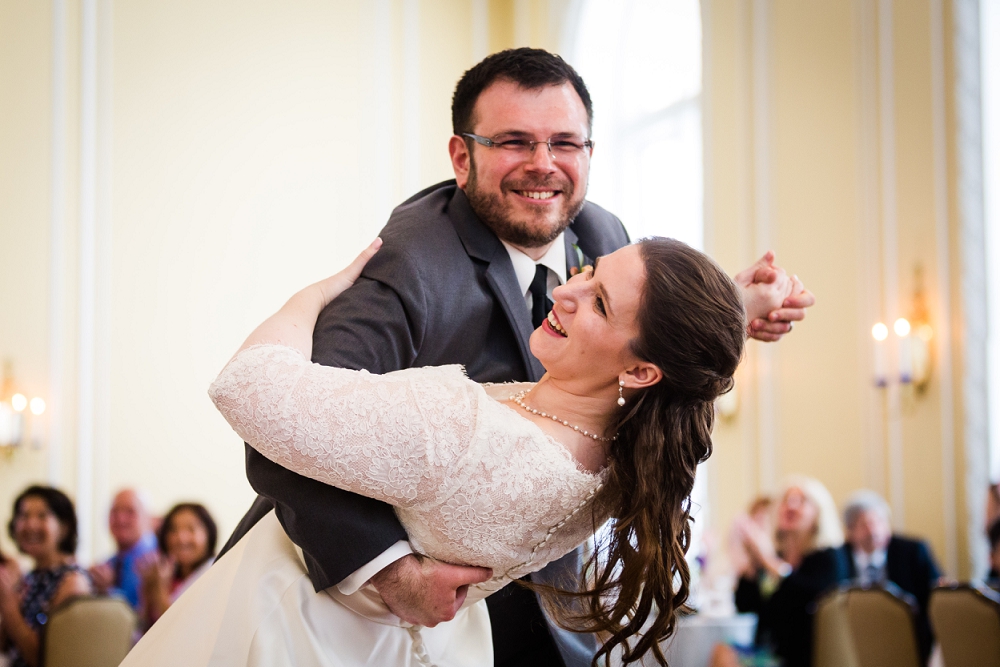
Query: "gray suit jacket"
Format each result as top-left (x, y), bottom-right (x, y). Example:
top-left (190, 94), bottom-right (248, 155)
top-left (222, 180), bottom-right (629, 666)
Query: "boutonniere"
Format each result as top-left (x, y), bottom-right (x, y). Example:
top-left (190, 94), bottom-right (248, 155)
top-left (568, 244), bottom-right (591, 276)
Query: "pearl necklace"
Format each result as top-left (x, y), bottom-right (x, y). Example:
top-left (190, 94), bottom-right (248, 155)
top-left (511, 389), bottom-right (616, 442)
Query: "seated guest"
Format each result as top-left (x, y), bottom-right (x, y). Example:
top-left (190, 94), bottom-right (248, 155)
top-left (735, 476), bottom-right (846, 667)
top-left (0, 486), bottom-right (91, 667)
top-left (88, 488), bottom-right (157, 610)
top-left (987, 482), bottom-right (1000, 532)
top-left (841, 490), bottom-right (941, 662)
top-left (729, 495), bottom-right (774, 580)
top-left (987, 518), bottom-right (1000, 584)
top-left (139, 503), bottom-right (216, 626)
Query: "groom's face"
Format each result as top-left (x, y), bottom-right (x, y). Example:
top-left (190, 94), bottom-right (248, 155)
top-left (450, 80), bottom-right (592, 249)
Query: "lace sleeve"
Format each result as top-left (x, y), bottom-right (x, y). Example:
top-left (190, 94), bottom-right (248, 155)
top-left (208, 344), bottom-right (481, 507)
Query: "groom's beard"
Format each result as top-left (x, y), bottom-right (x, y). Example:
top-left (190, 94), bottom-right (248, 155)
top-left (464, 159), bottom-right (586, 249)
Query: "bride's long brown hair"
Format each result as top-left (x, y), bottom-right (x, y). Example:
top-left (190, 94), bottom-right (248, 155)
top-left (538, 237), bottom-right (746, 666)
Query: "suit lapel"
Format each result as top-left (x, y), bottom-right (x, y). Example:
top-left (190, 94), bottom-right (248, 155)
top-left (563, 227), bottom-right (590, 274)
top-left (843, 545), bottom-right (857, 579)
top-left (449, 189), bottom-right (545, 380)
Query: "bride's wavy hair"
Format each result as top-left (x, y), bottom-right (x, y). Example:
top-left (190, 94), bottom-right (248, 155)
top-left (538, 237), bottom-right (746, 666)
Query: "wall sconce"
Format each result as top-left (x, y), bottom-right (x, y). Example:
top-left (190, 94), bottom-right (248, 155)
top-left (871, 267), bottom-right (933, 393)
top-left (0, 360), bottom-right (47, 454)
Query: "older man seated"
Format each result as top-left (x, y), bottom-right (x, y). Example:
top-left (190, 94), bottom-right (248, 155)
top-left (840, 490), bottom-right (941, 662)
top-left (88, 488), bottom-right (158, 610)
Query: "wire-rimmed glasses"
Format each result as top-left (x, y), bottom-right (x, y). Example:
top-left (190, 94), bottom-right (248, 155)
top-left (461, 133), bottom-right (594, 159)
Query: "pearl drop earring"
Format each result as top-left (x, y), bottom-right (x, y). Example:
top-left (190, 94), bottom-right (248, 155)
top-left (617, 379), bottom-right (626, 407)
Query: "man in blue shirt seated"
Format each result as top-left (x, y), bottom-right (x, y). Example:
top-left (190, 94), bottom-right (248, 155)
top-left (88, 488), bottom-right (158, 609)
top-left (840, 490), bottom-right (941, 662)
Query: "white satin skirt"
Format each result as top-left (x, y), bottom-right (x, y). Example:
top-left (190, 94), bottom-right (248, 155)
top-left (120, 510), bottom-right (493, 667)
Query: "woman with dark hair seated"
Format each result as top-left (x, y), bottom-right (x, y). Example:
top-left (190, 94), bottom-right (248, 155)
top-left (139, 503), bottom-right (217, 626)
top-left (0, 486), bottom-right (91, 667)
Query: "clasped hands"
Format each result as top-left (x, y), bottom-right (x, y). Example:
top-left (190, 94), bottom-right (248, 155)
top-left (736, 251), bottom-right (815, 343)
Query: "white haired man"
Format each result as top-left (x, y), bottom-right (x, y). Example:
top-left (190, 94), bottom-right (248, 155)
top-left (88, 488), bottom-right (158, 610)
top-left (841, 490), bottom-right (941, 662)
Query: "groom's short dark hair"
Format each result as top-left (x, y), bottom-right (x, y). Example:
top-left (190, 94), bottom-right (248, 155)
top-left (451, 47), bottom-right (593, 135)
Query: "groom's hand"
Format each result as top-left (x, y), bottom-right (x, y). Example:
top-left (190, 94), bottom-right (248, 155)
top-left (371, 554), bottom-right (493, 627)
top-left (734, 251), bottom-right (816, 342)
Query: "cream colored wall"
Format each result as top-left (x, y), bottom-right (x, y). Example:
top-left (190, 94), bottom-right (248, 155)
top-left (0, 0), bottom-right (55, 559)
top-left (701, 0), bottom-right (972, 577)
top-left (0, 0), bottom-right (484, 563)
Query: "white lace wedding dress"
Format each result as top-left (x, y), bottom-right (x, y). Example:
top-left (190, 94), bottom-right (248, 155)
top-left (122, 344), bottom-right (607, 667)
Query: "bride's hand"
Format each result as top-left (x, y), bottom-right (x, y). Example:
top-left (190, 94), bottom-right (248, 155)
top-left (314, 238), bottom-right (383, 309)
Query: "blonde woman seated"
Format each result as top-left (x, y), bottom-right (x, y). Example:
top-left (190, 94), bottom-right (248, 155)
top-left (734, 476), bottom-right (846, 667)
top-left (123, 237), bottom-right (792, 667)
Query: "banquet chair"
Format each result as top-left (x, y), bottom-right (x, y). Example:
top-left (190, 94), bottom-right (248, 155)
top-left (843, 585), bottom-right (921, 667)
top-left (813, 589), bottom-right (859, 667)
top-left (41, 595), bottom-right (137, 667)
top-left (929, 584), bottom-right (1000, 667)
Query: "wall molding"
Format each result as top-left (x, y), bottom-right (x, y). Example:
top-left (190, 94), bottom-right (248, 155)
top-left (48, 0), bottom-right (67, 486)
top-left (402, 0), bottom-right (420, 197)
top-left (955, 0), bottom-right (990, 578)
top-left (751, 0), bottom-right (777, 493)
top-left (77, 0), bottom-right (98, 559)
top-left (472, 0), bottom-right (489, 61)
top-left (855, 0), bottom-right (886, 498)
top-left (877, 0), bottom-right (906, 529)
top-left (75, 0), bottom-right (113, 562)
top-left (372, 0), bottom-right (392, 226)
top-left (929, 0), bottom-right (958, 576)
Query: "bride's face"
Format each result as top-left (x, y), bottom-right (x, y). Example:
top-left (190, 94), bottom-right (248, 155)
top-left (530, 244), bottom-right (645, 392)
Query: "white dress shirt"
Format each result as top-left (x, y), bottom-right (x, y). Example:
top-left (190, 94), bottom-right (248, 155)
top-left (337, 233), bottom-right (568, 595)
top-left (853, 548), bottom-right (888, 585)
top-left (501, 232), bottom-right (568, 308)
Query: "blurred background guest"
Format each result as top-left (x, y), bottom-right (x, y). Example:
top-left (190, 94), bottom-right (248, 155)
top-left (88, 489), bottom-right (157, 611)
top-left (840, 490), bottom-right (940, 662)
top-left (139, 503), bottom-right (216, 626)
top-left (734, 475), bottom-right (845, 667)
top-left (0, 486), bottom-right (91, 667)
top-left (987, 482), bottom-right (1000, 532)
top-left (988, 518), bottom-right (1000, 585)
top-left (729, 495), bottom-right (774, 582)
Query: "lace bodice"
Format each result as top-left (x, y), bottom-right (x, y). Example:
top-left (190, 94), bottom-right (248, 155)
top-left (209, 344), bottom-right (606, 599)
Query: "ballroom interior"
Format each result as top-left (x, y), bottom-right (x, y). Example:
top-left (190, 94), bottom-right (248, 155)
top-left (1, 0), bottom-right (999, 664)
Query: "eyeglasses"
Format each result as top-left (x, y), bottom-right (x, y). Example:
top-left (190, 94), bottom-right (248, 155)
top-left (462, 133), bottom-right (594, 158)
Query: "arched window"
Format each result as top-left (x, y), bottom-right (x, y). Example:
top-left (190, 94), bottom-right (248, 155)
top-left (567, 0), bottom-right (703, 248)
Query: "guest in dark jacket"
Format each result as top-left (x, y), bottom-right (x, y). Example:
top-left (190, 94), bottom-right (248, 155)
top-left (840, 490), bottom-right (941, 663)
top-left (987, 517), bottom-right (1000, 584)
top-left (734, 476), bottom-right (846, 667)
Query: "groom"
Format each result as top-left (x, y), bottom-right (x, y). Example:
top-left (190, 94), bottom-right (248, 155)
top-left (221, 48), bottom-right (813, 666)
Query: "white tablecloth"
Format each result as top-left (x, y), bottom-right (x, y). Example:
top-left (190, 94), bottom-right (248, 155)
top-left (644, 613), bottom-right (757, 667)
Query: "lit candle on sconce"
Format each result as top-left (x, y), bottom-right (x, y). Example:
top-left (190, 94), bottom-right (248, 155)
top-left (872, 322), bottom-right (889, 387)
top-left (894, 318), bottom-right (912, 384)
top-left (28, 397), bottom-right (46, 449)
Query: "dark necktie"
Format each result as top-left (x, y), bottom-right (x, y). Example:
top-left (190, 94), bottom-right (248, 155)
top-left (865, 563), bottom-right (881, 585)
top-left (529, 264), bottom-right (552, 329)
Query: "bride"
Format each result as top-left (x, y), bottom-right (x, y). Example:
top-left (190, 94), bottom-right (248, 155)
top-left (122, 236), bottom-right (790, 667)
